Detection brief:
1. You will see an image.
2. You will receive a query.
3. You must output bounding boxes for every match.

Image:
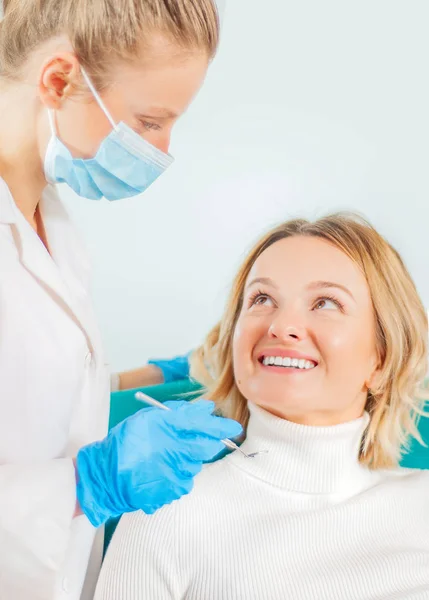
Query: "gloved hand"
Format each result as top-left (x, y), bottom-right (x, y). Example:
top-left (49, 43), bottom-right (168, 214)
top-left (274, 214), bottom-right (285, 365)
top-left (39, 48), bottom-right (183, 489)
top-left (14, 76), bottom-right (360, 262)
top-left (148, 353), bottom-right (191, 383)
top-left (76, 400), bottom-right (242, 527)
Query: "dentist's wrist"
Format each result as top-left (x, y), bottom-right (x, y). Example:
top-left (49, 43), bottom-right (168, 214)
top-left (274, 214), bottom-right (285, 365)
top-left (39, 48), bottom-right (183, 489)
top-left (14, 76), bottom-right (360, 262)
top-left (115, 365), bottom-right (164, 391)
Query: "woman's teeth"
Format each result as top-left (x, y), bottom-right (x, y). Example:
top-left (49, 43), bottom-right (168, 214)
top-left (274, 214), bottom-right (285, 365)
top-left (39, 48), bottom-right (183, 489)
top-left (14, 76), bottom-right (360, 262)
top-left (262, 356), bottom-right (316, 370)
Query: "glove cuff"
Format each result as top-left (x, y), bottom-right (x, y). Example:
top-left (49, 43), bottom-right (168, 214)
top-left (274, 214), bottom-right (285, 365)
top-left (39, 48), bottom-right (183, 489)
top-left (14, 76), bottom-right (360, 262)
top-left (76, 446), bottom-right (121, 527)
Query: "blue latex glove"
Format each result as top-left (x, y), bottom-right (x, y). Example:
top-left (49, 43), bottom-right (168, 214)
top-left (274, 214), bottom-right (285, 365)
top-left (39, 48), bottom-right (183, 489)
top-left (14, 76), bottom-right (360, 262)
top-left (148, 353), bottom-right (191, 383)
top-left (76, 400), bottom-right (242, 527)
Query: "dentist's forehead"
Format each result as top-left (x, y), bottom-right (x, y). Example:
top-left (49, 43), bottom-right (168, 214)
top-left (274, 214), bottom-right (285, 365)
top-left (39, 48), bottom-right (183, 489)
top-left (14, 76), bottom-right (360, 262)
top-left (111, 47), bottom-right (209, 115)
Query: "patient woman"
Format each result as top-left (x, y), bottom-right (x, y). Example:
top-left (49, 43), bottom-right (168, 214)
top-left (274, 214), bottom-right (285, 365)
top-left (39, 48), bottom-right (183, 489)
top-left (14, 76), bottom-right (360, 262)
top-left (96, 214), bottom-right (429, 600)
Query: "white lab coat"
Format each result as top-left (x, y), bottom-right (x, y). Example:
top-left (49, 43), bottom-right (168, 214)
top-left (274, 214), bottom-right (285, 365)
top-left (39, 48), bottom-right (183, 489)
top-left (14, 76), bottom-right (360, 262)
top-left (0, 177), bottom-right (110, 600)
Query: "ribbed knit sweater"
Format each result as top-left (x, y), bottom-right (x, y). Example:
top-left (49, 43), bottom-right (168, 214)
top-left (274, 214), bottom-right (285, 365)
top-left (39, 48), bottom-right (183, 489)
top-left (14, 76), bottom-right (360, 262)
top-left (96, 404), bottom-right (429, 600)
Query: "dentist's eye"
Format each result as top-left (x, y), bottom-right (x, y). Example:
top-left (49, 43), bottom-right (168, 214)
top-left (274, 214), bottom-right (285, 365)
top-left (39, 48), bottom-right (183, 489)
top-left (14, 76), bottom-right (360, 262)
top-left (313, 296), bottom-right (343, 311)
top-left (137, 118), bottom-right (161, 132)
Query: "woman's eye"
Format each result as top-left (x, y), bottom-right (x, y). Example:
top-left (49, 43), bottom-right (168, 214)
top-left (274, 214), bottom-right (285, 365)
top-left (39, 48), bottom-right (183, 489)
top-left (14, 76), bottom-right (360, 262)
top-left (250, 293), bottom-right (273, 307)
top-left (314, 297), bottom-right (341, 311)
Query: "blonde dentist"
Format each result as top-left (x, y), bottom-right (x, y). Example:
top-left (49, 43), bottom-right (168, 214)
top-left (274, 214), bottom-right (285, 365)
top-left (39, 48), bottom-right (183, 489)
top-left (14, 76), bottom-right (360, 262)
top-left (0, 1), bottom-right (241, 599)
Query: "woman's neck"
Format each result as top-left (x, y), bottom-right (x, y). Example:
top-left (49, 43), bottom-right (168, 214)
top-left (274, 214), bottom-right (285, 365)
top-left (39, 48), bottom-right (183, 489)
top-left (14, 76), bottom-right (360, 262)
top-left (229, 403), bottom-right (380, 496)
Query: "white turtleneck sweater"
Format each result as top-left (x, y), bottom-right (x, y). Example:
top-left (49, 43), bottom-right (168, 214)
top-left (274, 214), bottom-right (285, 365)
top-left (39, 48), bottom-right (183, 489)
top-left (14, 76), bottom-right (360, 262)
top-left (95, 404), bottom-right (429, 600)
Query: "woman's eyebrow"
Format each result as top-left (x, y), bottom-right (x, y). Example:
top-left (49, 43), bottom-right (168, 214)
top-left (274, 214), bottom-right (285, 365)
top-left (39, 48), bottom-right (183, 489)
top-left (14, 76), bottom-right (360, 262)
top-left (245, 277), bottom-right (278, 291)
top-left (245, 278), bottom-right (355, 300)
top-left (308, 280), bottom-right (355, 300)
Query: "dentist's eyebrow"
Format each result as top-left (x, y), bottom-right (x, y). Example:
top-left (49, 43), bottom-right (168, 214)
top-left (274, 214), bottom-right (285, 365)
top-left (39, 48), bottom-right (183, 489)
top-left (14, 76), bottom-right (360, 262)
top-left (245, 277), bottom-right (278, 291)
top-left (308, 280), bottom-right (355, 300)
top-left (136, 107), bottom-right (179, 120)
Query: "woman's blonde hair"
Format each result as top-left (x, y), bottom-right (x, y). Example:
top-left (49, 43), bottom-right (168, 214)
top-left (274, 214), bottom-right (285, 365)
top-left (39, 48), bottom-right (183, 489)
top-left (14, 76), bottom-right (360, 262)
top-left (191, 213), bottom-right (428, 469)
top-left (0, 0), bottom-right (219, 86)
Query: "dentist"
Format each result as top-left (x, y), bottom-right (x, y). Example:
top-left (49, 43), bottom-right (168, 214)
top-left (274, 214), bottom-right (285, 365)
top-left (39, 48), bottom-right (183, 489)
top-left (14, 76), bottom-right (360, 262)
top-left (0, 1), bottom-right (240, 599)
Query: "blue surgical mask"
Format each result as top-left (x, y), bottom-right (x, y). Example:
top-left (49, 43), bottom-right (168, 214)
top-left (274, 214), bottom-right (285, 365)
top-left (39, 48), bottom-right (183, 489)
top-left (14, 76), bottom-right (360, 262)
top-left (44, 67), bottom-right (174, 200)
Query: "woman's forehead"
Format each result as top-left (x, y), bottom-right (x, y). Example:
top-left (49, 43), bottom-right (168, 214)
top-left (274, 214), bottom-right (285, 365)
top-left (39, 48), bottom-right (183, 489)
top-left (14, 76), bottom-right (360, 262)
top-left (246, 236), bottom-right (370, 298)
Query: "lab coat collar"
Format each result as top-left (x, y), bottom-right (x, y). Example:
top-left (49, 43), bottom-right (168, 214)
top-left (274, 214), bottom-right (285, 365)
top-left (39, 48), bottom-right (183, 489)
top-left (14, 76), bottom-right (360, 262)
top-left (1, 177), bottom-right (98, 353)
top-left (0, 176), bottom-right (17, 224)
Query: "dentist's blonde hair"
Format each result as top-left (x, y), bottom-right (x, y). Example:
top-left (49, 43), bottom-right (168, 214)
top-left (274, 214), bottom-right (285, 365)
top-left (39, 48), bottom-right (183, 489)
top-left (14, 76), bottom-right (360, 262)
top-left (191, 213), bottom-right (428, 469)
top-left (0, 0), bottom-right (219, 86)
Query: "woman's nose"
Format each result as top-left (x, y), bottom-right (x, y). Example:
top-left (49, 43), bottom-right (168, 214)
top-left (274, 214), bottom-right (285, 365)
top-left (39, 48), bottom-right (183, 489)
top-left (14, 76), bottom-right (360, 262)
top-left (268, 310), bottom-right (307, 341)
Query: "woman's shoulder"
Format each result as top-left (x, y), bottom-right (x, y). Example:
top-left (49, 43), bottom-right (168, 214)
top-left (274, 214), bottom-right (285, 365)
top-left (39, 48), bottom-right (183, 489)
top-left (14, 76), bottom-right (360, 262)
top-left (381, 465), bottom-right (429, 493)
top-left (387, 465), bottom-right (429, 479)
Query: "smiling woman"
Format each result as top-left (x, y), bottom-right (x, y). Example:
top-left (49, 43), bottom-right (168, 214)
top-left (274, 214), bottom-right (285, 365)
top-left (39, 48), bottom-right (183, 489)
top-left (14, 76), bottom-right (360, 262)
top-left (97, 213), bottom-right (429, 600)
top-left (193, 214), bottom-right (428, 468)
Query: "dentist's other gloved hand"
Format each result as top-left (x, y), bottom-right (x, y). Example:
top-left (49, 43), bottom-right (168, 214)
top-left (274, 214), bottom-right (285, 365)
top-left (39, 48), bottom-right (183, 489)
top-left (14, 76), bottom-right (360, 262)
top-left (76, 400), bottom-right (242, 527)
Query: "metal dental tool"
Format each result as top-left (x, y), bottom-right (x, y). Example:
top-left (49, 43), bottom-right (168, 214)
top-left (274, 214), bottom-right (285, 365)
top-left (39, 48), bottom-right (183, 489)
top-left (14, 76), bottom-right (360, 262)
top-left (134, 391), bottom-right (260, 459)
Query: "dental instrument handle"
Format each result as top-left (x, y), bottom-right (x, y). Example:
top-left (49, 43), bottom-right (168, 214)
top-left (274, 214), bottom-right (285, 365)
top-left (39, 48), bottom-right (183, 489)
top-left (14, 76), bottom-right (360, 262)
top-left (135, 391), bottom-right (170, 411)
top-left (134, 391), bottom-right (249, 457)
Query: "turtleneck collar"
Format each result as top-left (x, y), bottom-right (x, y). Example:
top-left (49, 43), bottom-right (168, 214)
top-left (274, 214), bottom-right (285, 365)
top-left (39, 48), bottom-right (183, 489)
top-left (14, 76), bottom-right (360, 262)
top-left (228, 402), bottom-right (379, 495)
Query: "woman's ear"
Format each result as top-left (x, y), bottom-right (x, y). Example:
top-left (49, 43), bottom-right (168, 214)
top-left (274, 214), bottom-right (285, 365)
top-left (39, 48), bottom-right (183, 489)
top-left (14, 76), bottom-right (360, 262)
top-left (38, 52), bottom-right (81, 109)
top-left (365, 358), bottom-right (382, 393)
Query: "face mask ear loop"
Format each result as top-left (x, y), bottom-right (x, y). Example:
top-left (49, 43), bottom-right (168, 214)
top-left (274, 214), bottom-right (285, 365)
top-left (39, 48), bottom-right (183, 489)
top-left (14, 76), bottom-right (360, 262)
top-left (80, 66), bottom-right (118, 131)
top-left (47, 109), bottom-right (57, 135)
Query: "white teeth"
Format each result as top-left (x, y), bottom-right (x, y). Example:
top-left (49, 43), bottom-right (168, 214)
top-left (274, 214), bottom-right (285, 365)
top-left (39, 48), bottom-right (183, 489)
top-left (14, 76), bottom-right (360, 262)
top-left (262, 355), bottom-right (316, 370)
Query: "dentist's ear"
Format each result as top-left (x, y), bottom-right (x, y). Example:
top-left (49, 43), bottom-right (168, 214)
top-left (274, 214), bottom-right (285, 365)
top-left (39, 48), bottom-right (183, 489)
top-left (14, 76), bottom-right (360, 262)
top-left (38, 52), bottom-right (81, 109)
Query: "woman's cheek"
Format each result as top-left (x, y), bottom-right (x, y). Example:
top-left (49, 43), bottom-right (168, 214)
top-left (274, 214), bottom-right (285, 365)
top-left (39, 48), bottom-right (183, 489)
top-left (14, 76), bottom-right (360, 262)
top-left (233, 318), bottom-right (256, 372)
top-left (317, 321), bottom-right (357, 357)
top-left (232, 319), bottom-right (248, 367)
